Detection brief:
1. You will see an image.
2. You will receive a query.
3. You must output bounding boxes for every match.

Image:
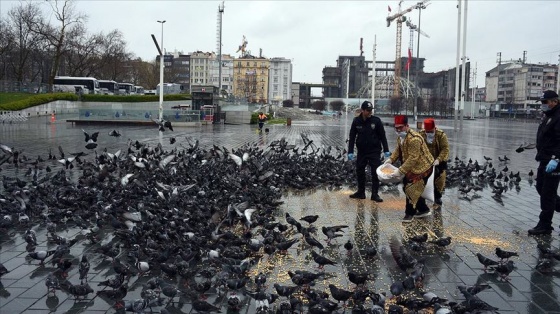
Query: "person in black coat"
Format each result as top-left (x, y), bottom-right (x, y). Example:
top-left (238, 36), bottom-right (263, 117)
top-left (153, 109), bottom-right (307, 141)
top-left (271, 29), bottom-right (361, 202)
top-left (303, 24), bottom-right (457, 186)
top-left (528, 90), bottom-right (560, 236)
top-left (347, 101), bottom-right (390, 201)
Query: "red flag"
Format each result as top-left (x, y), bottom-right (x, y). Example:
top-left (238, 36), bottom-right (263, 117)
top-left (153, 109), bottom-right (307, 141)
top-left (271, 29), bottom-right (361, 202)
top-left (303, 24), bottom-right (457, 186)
top-left (388, 5), bottom-right (392, 12)
top-left (405, 48), bottom-right (412, 71)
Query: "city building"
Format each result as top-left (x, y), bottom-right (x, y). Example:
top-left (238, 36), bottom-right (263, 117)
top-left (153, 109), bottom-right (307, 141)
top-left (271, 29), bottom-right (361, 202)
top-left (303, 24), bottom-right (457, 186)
top-left (156, 51), bottom-right (191, 93)
top-left (190, 51), bottom-right (213, 89)
top-left (322, 56), bottom-right (368, 98)
top-left (485, 61), bottom-right (559, 111)
top-left (232, 55), bottom-right (270, 103)
top-left (209, 53), bottom-right (234, 97)
top-left (268, 57), bottom-right (293, 105)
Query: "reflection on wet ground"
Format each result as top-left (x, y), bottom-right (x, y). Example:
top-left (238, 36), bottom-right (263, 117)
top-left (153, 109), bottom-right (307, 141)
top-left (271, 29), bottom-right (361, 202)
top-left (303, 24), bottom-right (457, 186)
top-left (0, 115), bottom-right (559, 313)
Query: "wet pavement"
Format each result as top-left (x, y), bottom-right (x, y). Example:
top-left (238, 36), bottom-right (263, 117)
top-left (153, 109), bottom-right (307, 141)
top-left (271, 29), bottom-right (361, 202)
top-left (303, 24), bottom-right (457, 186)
top-left (0, 113), bottom-right (559, 314)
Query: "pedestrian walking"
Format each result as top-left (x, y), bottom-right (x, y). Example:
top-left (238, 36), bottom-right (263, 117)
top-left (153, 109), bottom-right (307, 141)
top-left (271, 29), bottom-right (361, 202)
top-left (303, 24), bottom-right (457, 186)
top-left (419, 118), bottom-right (449, 206)
top-left (528, 90), bottom-right (560, 236)
top-left (385, 115), bottom-right (434, 222)
top-left (347, 101), bottom-right (390, 202)
top-left (258, 112), bottom-right (267, 132)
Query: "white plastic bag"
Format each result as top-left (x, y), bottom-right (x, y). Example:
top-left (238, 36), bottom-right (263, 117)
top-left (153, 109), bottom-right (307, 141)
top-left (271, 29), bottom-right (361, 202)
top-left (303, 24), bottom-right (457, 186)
top-left (421, 166), bottom-right (435, 202)
top-left (376, 163), bottom-right (403, 184)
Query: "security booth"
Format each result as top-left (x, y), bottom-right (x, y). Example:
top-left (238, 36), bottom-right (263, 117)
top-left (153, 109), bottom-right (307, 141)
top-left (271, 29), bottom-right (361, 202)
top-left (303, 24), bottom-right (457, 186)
top-left (192, 85), bottom-right (221, 123)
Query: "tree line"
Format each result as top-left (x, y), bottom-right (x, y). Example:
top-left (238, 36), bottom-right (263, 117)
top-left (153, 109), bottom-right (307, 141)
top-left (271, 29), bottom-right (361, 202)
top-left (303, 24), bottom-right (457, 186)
top-left (0, 0), bottom-right (160, 91)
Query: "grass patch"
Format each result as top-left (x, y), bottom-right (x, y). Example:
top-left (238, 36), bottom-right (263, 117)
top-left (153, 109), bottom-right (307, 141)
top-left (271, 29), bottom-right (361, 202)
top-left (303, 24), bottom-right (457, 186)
top-left (267, 118), bottom-right (287, 124)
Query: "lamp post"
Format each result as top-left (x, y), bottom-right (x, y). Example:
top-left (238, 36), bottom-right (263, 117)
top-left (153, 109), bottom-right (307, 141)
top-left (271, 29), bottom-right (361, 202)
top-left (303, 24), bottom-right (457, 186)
top-left (157, 20), bottom-right (166, 121)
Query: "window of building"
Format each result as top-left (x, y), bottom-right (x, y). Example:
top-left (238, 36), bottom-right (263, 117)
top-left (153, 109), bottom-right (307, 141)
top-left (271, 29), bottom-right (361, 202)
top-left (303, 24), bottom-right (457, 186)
top-left (274, 77), bottom-right (278, 83)
top-left (274, 69), bottom-right (278, 75)
top-left (247, 62), bottom-right (250, 66)
top-left (253, 62), bottom-right (257, 66)
top-left (274, 85), bottom-right (278, 91)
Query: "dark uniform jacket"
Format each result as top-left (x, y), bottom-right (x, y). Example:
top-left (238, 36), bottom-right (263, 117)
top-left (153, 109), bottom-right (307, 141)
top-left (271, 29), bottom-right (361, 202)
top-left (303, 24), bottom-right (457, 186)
top-left (348, 114), bottom-right (389, 155)
top-left (536, 105), bottom-right (560, 162)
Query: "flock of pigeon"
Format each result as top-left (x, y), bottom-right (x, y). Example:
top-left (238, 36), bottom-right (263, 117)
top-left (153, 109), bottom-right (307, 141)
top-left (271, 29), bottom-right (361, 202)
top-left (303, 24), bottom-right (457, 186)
top-left (0, 125), bottom-right (557, 313)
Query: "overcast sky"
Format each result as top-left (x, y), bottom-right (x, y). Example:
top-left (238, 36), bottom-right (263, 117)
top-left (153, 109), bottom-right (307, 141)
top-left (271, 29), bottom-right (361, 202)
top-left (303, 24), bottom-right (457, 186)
top-left (2, 0), bottom-right (559, 88)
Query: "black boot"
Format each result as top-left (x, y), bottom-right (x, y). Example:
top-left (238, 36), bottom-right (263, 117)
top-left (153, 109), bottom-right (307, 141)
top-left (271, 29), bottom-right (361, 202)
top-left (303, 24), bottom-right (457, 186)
top-left (350, 191), bottom-right (366, 199)
top-left (371, 193), bottom-right (383, 202)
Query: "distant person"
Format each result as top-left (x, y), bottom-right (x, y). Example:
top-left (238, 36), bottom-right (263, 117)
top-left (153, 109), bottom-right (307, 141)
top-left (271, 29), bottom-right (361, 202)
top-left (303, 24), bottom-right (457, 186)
top-left (385, 115), bottom-right (434, 222)
top-left (258, 112), bottom-right (268, 132)
top-left (528, 90), bottom-right (560, 236)
top-left (419, 118), bottom-right (449, 206)
top-left (347, 101), bottom-right (390, 202)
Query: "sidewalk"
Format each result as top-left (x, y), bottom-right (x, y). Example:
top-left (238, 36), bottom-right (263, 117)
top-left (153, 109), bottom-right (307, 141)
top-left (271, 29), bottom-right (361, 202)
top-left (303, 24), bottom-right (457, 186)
top-left (0, 116), bottom-right (558, 313)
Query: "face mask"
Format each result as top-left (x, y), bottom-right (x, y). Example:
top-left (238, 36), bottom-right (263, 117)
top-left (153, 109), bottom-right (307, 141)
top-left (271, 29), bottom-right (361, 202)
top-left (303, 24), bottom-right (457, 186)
top-left (426, 133), bottom-right (435, 143)
top-left (396, 131), bottom-right (407, 138)
top-left (541, 104), bottom-right (550, 112)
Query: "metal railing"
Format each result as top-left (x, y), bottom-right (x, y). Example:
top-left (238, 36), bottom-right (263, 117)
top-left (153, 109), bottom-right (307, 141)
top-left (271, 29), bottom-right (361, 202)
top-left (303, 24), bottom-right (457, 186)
top-left (0, 112), bottom-right (28, 123)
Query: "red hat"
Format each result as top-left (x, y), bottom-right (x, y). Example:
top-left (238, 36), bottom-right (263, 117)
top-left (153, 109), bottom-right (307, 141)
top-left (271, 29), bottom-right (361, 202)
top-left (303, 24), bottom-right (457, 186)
top-left (423, 118), bottom-right (435, 131)
top-left (394, 115), bottom-right (408, 126)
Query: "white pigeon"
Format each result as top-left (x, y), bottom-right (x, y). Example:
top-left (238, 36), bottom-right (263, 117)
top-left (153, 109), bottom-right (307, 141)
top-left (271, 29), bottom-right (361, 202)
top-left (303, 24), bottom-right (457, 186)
top-left (229, 153), bottom-right (243, 167)
top-left (121, 173), bottom-right (134, 187)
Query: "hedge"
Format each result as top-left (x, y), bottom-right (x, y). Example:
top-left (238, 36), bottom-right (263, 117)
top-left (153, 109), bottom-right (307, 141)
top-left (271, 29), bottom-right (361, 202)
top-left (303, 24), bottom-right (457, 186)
top-left (0, 93), bottom-right (78, 111)
top-left (0, 93), bottom-right (192, 111)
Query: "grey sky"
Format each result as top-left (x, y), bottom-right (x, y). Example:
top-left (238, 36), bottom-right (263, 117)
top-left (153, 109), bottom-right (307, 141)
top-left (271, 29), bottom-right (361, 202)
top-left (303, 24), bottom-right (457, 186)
top-left (2, 0), bottom-right (559, 88)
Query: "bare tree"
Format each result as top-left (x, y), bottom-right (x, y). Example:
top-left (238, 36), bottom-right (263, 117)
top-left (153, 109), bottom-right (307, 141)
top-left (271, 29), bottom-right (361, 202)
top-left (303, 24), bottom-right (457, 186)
top-left (97, 30), bottom-right (131, 81)
top-left (31, 0), bottom-right (87, 90)
top-left (312, 100), bottom-right (327, 111)
top-left (6, 2), bottom-right (45, 82)
top-left (0, 18), bottom-right (15, 80)
top-left (282, 99), bottom-right (294, 107)
top-left (65, 25), bottom-right (103, 77)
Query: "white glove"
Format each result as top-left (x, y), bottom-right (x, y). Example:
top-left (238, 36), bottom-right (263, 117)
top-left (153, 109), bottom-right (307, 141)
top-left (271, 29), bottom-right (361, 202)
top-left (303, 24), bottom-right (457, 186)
top-left (384, 158), bottom-right (392, 165)
top-left (433, 159), bottom-right (440, 166)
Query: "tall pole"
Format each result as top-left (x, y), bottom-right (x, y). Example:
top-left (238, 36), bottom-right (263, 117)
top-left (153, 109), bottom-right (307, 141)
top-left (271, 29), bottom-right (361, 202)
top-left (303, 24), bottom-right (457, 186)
top-left (372, 35), bottom-right (377, 114)
top-left (218, 2), bottom-right (224, 98)
top-left (414, 2), bottom-right (425, 122)
top-left (557, 54), bottom-right (560, 93)
top-left (459, 0), bottom-right (468, 130)
top-left (157, 20), bottom-right (166, 121)
top-left (471, 62), bottom-right (476, 118)
top-left (453, 0), bottom-right (462, 131)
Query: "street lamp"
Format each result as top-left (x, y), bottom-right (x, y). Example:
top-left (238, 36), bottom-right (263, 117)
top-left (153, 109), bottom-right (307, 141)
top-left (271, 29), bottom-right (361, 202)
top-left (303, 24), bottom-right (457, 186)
top-left (157, 20), bottom-right (166, 120)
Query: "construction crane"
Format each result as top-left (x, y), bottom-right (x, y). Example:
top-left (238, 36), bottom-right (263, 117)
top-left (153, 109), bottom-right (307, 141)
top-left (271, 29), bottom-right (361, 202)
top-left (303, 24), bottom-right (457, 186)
top-left (405, 19), bottom-right (430, 39)
top-left (386, 0), bottom-right (429, 98)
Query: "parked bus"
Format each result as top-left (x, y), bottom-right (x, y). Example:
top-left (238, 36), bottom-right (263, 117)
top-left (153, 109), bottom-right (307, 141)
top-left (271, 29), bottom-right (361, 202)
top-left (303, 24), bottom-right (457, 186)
top-left (118, 83), bottom-right (135, 95)
top-left (53, 76), bottom-right (100, 94)
top-left (134, 86), bottom-right (145, 95)
top-left (98, 80), bottom-right (119, 95)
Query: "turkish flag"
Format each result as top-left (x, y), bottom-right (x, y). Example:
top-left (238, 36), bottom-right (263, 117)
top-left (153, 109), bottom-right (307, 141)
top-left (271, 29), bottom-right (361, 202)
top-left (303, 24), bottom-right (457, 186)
top-left (405, 48), bottom-right (412, 71)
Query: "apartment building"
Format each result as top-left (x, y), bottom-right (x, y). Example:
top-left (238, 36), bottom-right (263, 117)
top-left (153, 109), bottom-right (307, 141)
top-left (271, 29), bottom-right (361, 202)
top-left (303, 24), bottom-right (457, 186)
top-left (486, 62), bottom-right (559, 109)
top-left (268, 57), bottom-right (292, 105)
top-left (232, 55), bottom-right (270, 103)
top-left (209, 54), bottom-right (234, 96)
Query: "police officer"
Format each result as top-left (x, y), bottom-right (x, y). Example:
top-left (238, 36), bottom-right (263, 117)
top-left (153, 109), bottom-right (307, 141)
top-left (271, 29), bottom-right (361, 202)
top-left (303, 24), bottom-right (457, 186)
top-left (347, 101), bottom-right (390, 201)
top-left (528, 90), bottom-right (560, 236)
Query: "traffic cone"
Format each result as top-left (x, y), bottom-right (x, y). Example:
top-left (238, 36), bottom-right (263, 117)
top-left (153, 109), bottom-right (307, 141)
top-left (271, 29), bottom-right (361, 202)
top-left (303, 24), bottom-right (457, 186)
top-left (50, 113), bottom-right (56, 123)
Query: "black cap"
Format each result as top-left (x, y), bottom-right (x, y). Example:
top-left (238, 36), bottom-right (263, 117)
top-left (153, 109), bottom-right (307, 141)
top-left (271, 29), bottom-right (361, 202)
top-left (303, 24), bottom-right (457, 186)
top-left (539, 90), bottom-right (559, 101)
top-left (361, 101), bottom-right (373, 110)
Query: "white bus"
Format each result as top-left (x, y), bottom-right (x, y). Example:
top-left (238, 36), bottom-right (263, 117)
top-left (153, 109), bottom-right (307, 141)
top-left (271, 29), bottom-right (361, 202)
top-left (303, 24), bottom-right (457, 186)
top-left (156, 83), bottom-right (183, 95)
top-left (118, 83), bottom-right (135, 95)
top-left (53, 76), bottom-right (100, 94)
top-left (98, 80), bottom-right (119, 95)
top-left (134, 86), bottom-right (145, 95)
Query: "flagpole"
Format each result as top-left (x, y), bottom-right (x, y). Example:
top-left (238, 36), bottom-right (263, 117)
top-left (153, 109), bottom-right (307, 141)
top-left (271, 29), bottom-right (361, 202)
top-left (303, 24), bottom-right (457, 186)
top-left (372, 35), bottom-right (377, 114)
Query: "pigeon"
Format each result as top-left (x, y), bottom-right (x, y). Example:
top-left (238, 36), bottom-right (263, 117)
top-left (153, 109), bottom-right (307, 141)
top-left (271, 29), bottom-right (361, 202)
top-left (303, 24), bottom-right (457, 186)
top-left (27, 250), bottom-right (56, 265)
top-left (322, 225), bottom-right (348, 243)
top-left (300, 215), bottom-right (319, 224)
top-left (108, 129), bottom-right (121, 137)
top-left (491, 260), bottom-right (515, 280)
top-left (343, 239), bottom-right (353, 255)
top-left (24, 229), bottom-right (37, 246)
top-left (457, 284), bottom-right (492, 295)
top-left (429, 236), bottom-right (452, 247)
top-left (495, 247), bottom-right (519, 261)
top-left (476, 253), bottom-right (500, 270)
top-left (409, 233), bottom-right (428, 243)
top-left (45, 273), bottom-right (60, 295)
top-left (348, 271), bottom-right (369, 287)
top-left (78, 255), bottom-right (90, 283)
top-left (274, 283), bottom-right (299, 298)
top-left (97, 284), bottom-right (128, 300)
top-left (0, 263), bottom-right (9, 278)
top-left (328, 284), bottom-right (353, 304)
top-left (304, 234), bottom-right (324, 250)
top-left (98, 274), bottom-right (125, 289)
top-left (310, 250), bottom-right (337, 269)
top-left (67, 282), bottom-right (94, 300)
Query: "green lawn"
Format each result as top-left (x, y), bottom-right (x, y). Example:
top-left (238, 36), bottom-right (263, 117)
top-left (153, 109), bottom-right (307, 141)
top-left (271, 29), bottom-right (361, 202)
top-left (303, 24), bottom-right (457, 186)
top-left (0, 93), bottom-right (37, 105)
